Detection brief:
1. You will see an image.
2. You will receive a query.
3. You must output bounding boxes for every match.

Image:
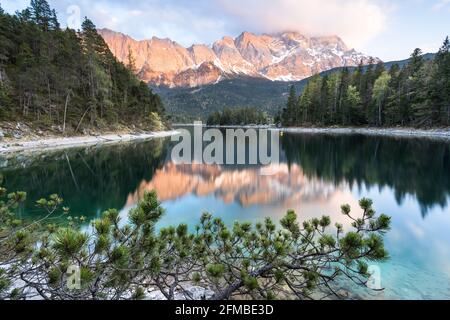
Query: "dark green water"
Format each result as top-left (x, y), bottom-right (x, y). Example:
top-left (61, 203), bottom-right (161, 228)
top-left (1, 131), bottom-right (449, 299)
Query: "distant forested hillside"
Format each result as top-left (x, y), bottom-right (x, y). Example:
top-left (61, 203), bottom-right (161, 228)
top-left (153, 77), bottom-right (304, 123)
top-left (156, 54), bottom-right (438, 124)
top-left (206, 107), bottom-right (270, 126)
top-left (0, 1), bottom-right (165, 134)
top-left (282, 46), bottom-right (449, 128)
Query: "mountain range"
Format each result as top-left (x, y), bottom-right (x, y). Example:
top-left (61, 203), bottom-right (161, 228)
top-left (98, 29), bottom-right (380, 88)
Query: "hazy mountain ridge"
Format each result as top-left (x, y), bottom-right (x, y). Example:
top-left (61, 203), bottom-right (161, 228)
top-left (98, 28), bottom-right (380, 88)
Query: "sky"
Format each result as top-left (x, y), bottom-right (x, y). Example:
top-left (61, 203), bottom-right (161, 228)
top-left (1, 0), bottom-right (450, 61)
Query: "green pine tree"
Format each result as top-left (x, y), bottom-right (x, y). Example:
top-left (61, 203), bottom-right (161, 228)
top-left (433, 37), bottom-right (450, 125)
top-left (0, 1), bottom-right (165, 132)
top-left (282, 85), bottom-right (297, 126)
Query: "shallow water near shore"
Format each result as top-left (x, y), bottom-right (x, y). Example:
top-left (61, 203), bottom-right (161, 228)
top-left (1, 129), bottom-right (449, 300)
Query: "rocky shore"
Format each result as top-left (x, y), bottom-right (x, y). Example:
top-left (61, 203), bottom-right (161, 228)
top-left (0, 122), bottom-right (179, 154)
top-left (276, 127), bottom-right (450, 140)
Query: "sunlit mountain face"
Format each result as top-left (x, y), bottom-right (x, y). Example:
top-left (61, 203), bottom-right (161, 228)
top-left (98, 29), bottom-right (379, 88)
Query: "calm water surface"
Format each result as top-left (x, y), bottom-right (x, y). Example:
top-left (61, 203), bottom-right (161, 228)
top-left (1, 130), bottom-right (449, 299)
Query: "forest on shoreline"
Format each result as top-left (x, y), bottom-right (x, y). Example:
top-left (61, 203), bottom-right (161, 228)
top-left (0, 1), bottom-right (166, 137)
top-left (206, 107), bottom-right (270, 126)
top-left (281, 41), bottom-right (450, 129)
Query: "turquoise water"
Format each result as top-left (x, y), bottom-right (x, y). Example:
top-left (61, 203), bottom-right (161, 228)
top-left (1, 131), bottom-right (449, 299)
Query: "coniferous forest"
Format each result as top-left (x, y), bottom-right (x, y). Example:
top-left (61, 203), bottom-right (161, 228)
top-left (281, 42), bottom-right (450, 128)
top-left (206, 107), bottom-right (270, 126)
top-left (0, 1), bottom-right (165, 134)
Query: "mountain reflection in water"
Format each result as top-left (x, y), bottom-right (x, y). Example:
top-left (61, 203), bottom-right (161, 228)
top-left (125, 162), bottom-right (338, 209)
top-left (1, 131), bottom-right (450, 299)
top-left (1, 133), bottom-right (448, 219)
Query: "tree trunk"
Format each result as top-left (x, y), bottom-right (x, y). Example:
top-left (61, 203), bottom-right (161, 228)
top-left (63, 91), bottom-right (71, 134)
top-left (76, 106), bottom-right (91, 133)
top-left (210, 264), bottom-right (273, 300)
top-left (378, 101), bottom-right (382, 127)
top-left (447, 105), bottom-right (450, 126)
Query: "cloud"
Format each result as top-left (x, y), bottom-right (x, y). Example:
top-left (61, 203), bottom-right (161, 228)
top-left (40, 0), bottom-right (228, 46)
top-left (217, 0), bottom-right (389, 48)
top-left (3, 0), bottom-right (390, 48)
top-left (1, 0), bottom-right (30, 13)
top-left (433, 0), bottom-right (450, 10)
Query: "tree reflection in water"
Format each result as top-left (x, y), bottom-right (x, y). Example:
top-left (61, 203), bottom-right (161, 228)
top-left (1, 133), bottom-right (448, 220)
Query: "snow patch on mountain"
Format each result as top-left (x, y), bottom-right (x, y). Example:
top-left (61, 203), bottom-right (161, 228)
top-left (99, 29), bottom-right (381, 88)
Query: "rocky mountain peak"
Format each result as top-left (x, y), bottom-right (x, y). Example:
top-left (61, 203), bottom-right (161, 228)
top-left (217, 36), bottom-right (236, 47)
top-left (235, 31), bottom-right (260, 44)
top-left (188, 45), bottom-right (217, 66)
top-left (98, 29), bottom-right (381, 88)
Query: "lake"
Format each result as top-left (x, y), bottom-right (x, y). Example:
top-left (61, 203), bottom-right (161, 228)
top-left (1, 129), bottom-right (449, 300)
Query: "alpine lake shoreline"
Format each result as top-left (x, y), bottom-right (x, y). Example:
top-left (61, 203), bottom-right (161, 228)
top-left (175, 124), bottom-right (450, 140)
top-left (0, 122), bottom-right (180, 155)
top-left (2, 123), bottom-right (450, 155)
